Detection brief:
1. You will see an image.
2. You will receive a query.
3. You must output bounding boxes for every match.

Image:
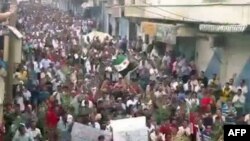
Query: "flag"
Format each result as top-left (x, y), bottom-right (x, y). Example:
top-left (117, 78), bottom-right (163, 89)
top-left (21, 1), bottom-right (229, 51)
top-left (112, 54), bottom-right (137, 77)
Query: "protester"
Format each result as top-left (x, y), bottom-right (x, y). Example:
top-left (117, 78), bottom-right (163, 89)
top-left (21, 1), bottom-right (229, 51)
top-left (26, 121), bottom-right (42, 141)
top-left (98, 135), bottom-right (105, 141)
top-left (12, 123), bottom-right (33, 141)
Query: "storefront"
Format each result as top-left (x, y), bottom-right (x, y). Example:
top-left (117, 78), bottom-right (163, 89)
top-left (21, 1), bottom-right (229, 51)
top-left (141, 22), bottom-right (177, 56)
top-left (197, 24), bottom-right (249, 83)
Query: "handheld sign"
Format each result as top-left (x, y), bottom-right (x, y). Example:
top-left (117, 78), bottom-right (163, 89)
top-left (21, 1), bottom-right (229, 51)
top-left (111, 116), bottom-right (148, 141)
top-left (71, 122), bottom-right (112, 141)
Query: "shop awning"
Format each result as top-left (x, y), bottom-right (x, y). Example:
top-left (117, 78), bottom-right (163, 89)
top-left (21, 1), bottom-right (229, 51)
top-left (199, 24), bottom-right (248, 33)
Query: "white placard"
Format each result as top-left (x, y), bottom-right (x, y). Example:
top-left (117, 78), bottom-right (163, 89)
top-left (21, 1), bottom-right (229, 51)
top-left (111, 117), bottom-right (148, 141)
top-left (113, 128), bottom-right (148, 141)
top-left (111, 116), bottom-right (146, 131)
top-left (71, 122), bottom-right (112, 141)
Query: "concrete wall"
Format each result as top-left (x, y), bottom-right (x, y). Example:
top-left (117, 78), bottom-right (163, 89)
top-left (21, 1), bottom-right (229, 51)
top-left (128, 0), bottom-right (250, 5)
top-left (225, 35), bottom-right (250, 84)
top-left (195, 34), bottom-right (250, 84)
top-left (195, 36), bottom-right (219, 78)
top-left (124, 0), bottom-right (250, 24)
top-left (125, 5), bottom-right (250, 24)
top-left (118, 18), bottom-right (129, 38)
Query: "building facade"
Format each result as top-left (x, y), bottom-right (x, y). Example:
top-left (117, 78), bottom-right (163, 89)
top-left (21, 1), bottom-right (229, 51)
top-left (124, 0), bottom-right (250, 24)
top-left (119, 0), bottom-right (250, 84)
top-left (113, 0), bottom-right (250, 111)
top-left (54, 0), bottom-right (250, 89)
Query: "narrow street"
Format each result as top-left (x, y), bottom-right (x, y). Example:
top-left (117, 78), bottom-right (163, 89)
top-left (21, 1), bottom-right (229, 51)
top-left (0, 1), bottom-right (249, 141)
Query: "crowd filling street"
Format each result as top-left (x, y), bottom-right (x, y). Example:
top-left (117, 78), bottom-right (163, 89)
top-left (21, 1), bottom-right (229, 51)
top-left (1, 2), bottom-right (250, 141)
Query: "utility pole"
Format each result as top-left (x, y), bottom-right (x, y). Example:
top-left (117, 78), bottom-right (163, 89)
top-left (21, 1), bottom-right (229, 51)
top-left (100, 0), bottom-right (104, 32)
top-left (98, 0), bottom-right (106, 32)
top-left (5, 0), bottom-right (17, 103)
top-left (5, 29), bottom-right (14, 103)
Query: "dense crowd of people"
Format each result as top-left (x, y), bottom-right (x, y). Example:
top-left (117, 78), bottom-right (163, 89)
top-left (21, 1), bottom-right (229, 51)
top-left (0, 2), bottom-right (250, 141)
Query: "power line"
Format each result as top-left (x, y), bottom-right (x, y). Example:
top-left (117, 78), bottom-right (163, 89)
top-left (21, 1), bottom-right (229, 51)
top-left (106, 2), bottom-right (179, 20)
top-left (137, 0), bottom-right (203, 22)
top-left (135, 6), bottom-right (178, 21)
top-left (107, 4), bottom-right (179, 21)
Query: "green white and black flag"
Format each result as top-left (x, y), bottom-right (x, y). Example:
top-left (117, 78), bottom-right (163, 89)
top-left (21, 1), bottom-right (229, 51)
top-left (112, 54), bottom-right (137, 77)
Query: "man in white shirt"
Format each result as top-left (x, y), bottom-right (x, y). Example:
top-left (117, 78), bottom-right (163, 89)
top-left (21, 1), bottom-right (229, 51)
top-left (154, 87), bottom-right (166, 98)
top-left (126, 96), bottom-right (138, 108)
top-left (13, 123), bottom-right (34, 141)
top-left (16, 93), bottom-right (25, 112)
top-left (177, 120), bottom-right (191, 136)
top-left (81, 94), bottom-right (94, 108)
top-left (170, 79), bottom-right (179, 91)
top-left (32, 60), bottom-right (40, 74)
top-left (212, 109), bottom-right (225, 123)
top-left (162, 53), bottom-right (171, 67)
top-left (150, 127), bottom-right (165, 141)
top-left (149, 66), bottom-right (158, 81)
top-left (52, 86), bottom-right (63, 105)
top-left (39, 58), bottom-right (52, 69)
top-left (208, 73), bottom-right (219, 86)
top-left (232, 89), bottom-right (245, 116)
top-left (52, 39), bottom-right (59, 49)
top-left (27, 121), bottom-right (42, 141)
top-left (185, 95), bottom-right (199, 109)
top-left (22, 88), bottom-right (31, 102)
top-left (227, 78), bottom-right (237, 93)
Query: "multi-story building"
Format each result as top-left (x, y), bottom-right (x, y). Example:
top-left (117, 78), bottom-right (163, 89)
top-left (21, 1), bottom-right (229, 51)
top-left (107, 0), bottom-right (250, 111)
top-left (108, 0), bottom-right (250, 87)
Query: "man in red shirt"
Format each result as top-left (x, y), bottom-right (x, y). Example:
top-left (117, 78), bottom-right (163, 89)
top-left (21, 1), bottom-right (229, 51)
top-left (200, 91), bottom-right (213, 113)
top-left (159, 120), bottom-right (172, 141)
top-left (46, 103), bottom-right (59, 141)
